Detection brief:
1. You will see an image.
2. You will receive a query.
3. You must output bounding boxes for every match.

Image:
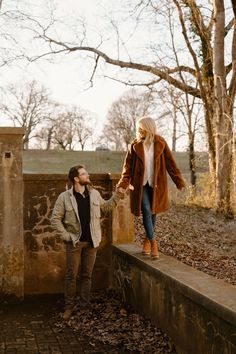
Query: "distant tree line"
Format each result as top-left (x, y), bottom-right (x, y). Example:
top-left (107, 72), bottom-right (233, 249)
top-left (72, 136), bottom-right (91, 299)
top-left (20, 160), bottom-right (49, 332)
top-left (0, 80), bottom-right (94, 151)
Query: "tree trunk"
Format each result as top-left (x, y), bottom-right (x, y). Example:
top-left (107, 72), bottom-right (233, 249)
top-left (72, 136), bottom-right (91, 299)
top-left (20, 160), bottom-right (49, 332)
top-left (213, 0), bottom-right (233, 214)
top-left (189, 133), bottom-right (196, 186)
top-left (46, 127), bottom-right (53, 150)
top-left (172, 106), bottom-right (177, 152)
top-left (202, 100), bottom-right (216, 177)
top-left (215, 106), bottom-right (233, 213)
top-left (232, 135), bottom-right (236, 213)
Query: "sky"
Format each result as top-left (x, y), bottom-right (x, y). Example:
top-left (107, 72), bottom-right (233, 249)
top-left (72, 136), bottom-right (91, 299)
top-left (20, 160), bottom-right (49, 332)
top-left (0, 0), bottom-right (136, 134)
top-left (1, 0), bottom-right (223, 151)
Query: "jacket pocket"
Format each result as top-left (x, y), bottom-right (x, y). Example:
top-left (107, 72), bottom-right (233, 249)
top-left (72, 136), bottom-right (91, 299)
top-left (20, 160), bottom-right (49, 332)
top-left (64, 204), bottom-right (77, 224)
top-left (91, 201), bottom-right (101, 218)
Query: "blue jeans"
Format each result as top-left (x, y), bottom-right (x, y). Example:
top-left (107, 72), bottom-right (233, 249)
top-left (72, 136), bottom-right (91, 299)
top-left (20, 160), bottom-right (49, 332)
top-left (141, 183), bottom-right (156, 240)
top-left (65, 241), bottom-right (97, 309)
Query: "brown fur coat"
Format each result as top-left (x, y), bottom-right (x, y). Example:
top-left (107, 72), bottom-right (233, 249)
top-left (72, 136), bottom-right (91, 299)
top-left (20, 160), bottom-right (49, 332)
top-left (117, 135), bottom-right (186, 216)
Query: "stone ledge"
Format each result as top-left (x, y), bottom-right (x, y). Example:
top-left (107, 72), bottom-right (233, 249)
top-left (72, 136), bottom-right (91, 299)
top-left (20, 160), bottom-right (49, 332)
top-left (0, 127), bottom-right (25, 135)
top-left (112, 243), bottom-right (236, 326)
top-left (111, 243), bottom-right (236, 354)
top-left (23, 173), bottom-right (120, 180)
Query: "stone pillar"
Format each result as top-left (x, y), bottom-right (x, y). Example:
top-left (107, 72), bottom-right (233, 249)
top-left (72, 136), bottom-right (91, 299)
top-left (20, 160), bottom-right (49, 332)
top-left (0, 127), bottom-right (24, 299)
top-left (112, 192), bottom-right (135, 244)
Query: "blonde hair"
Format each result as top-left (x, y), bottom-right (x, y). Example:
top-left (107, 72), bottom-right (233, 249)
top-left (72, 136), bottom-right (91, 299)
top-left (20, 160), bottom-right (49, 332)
top-left (136, 117), bottom-right (157, 145)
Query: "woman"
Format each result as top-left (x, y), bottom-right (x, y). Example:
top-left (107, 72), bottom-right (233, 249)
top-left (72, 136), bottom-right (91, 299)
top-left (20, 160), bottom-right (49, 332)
top-left (117, 117), bottom-right (185, 259)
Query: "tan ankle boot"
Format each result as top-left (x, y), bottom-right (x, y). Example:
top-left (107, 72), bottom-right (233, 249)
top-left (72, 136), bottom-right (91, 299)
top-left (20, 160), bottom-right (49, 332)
top-left (142, 238), bottom-right (151, 255)
top-left (150, 239), bottom-right (159, 259)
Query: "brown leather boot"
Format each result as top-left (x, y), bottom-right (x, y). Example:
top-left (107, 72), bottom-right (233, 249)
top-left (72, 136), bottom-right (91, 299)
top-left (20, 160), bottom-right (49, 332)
top-left (62, 308), bottom-right (73, 320)
top-left (142, 238), bottom-right (151, 255)
top-left (150, 239), bottom-right (159, 259)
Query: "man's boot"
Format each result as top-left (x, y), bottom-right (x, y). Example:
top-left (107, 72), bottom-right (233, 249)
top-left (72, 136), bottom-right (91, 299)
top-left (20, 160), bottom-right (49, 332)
top-left (62, 308), bottom-right (73, 320)
top-left (142, 238), bottom-right (151, 255)
top-left (150, 239), bottom-right (159, 259)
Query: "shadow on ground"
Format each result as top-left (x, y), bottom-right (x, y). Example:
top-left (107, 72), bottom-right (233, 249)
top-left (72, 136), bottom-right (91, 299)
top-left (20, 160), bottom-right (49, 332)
top-left (0, 291), bottom-right (176, 354)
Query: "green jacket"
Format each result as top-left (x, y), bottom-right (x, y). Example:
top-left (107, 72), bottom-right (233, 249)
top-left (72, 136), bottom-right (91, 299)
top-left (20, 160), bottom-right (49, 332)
top-left (51, 186), bottom-right (119, 248)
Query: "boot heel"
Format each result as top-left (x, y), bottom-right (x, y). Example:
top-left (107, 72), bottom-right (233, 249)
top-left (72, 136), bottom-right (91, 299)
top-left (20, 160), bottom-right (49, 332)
top-left (142, 238), bottom-right (151, 255)
top-left (150, 240), bottom-right (159, 259)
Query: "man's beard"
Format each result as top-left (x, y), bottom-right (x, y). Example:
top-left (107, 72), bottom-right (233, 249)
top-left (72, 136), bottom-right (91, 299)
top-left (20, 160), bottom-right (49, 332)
top-left (79, 179), bottom-right (91, 186)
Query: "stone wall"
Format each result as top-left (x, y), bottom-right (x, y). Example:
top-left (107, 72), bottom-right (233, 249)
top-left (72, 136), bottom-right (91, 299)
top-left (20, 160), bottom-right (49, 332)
top-left (23, 173), bottom-right (131, 295)
top-left (112, 244), bottom-right (236, 354)
top-left (0, 127), bottom-right (25, 299)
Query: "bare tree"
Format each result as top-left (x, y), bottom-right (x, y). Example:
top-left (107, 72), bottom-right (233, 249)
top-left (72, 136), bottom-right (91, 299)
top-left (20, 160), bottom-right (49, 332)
top-left (213, 0), bottom-right (235, 212)
top-left (0, 1), bottom-right (32, 67)
top-left (13, 0), bottom-right (236, 212)
top-left (178, 93), bottom-right (203, 187)
top-left (37, 106), bottom-right (94, 151)
top-left (157, 87), bottom-right (183, 152)
top-left (74, 109), bottom-right (94, 151)
top-left (0, 80), bottom-right (51, 148)
top-left (28, 0), bottom-right (236, 213)
top-left (101, 89), bottom-right (156, 150)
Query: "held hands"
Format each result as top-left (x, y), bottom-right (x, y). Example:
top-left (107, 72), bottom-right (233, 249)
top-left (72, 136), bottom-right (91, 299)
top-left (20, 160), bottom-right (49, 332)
top-left (116, 186), bottom-right (127, 199)
top-left (117, 187), bottom-right (126, 193)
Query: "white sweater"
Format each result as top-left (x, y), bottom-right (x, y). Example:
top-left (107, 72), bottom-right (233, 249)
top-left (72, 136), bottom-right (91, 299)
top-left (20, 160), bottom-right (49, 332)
top-left (143, 142), bottom-right (154, 187)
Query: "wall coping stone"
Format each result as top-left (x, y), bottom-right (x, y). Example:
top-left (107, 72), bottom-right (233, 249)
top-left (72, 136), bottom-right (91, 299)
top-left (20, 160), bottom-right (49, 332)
top-left (0, 127), bottom-right (25, 135)
top-left (112, 243), bottom-right (236, 327)
top-left (23, 173), bottom-right (120, 180)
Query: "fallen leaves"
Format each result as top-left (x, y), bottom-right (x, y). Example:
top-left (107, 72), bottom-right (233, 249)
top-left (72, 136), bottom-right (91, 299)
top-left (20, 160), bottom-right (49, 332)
top-left (52, 203), bottom-right (235, 353)
top-left (135, 203), bottom-right (236, 285)
top-left (53, 290), bottom-right (176, 353)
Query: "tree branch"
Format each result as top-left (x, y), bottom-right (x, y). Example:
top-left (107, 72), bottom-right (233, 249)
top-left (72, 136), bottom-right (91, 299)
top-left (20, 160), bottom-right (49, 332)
top-left (32, 33), bottom-right (201, 98)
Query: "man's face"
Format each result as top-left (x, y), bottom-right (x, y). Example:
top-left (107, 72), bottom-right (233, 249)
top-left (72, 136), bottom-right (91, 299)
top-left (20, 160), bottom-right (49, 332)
top-left (77, 168), bottom-right (90, 185)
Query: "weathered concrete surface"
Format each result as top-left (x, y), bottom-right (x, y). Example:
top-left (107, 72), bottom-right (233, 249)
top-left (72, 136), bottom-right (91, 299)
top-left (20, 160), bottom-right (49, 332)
top-left (112, 192), bottom-right (135, 244)
top-left (23, 173), bottom-right (132, 295)
top-left (0, 127), bottom-right (24, 299)
top-left (112, 243), bottom-right (236, 354)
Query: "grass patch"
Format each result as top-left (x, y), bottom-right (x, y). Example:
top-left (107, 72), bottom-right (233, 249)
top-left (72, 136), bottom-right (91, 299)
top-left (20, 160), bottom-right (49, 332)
top-left (23, 149), bottom-right (208, 175)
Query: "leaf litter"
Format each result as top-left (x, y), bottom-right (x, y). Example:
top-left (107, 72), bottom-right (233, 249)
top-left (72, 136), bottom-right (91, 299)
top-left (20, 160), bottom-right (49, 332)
top-left (135, 202), bottom-right (236, 285)
top-left (53, 202), bottom-right (235, 353)
top-left (53, 290), bottom-right (176, 354)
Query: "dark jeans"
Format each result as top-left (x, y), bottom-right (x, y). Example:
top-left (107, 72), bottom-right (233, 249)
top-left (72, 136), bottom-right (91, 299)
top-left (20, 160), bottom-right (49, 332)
top-left (65, 241), bottom-right (97, 310)
top-left (141, 183), bottom-right (157, 240)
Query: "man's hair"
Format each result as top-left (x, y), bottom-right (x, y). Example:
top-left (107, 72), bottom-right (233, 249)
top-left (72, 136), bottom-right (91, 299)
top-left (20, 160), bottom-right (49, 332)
top-left (68, 165), bottom-right (85, 184)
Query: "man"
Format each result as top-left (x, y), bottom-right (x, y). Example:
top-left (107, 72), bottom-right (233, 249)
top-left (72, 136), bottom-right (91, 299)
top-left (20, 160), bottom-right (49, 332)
top-left (51, 164), bottom-right (121, 320)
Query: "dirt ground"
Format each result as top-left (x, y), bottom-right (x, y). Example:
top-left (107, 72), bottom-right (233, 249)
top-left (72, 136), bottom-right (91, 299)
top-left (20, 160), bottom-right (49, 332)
top-left (135, 203), bottom-right (236, 285)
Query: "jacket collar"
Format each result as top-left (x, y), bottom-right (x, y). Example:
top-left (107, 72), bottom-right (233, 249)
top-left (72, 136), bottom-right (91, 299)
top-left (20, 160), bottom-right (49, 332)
top-left (69, 185), bottom-right (93, 195)
top-left (133, 139), bottom-right (144, 164)
top-left (154, 135), bottom-right (165, 158)
top-left (133, 135), bottom-right (165, 162)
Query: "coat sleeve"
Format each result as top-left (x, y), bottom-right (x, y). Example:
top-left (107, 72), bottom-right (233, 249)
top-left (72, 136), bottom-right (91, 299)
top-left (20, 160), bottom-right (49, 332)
top-left (116, 144), bottom-right (133, 189)
top-left (50, 194), bottom-right (72, 242)
top-left (99, 192), bottom-right (121, 213)
top-left (164, 142), bottom-right (186, 189)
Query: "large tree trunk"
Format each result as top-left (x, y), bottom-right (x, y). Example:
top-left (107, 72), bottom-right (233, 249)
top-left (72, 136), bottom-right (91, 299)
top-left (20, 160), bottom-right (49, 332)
top-left (215, 107), bottom-right (233, 213)
top-left (202, 98), bottom-right (216, 179)
top-left (213, 0), bottom-right (233, 214)
top-left (232, 136), bottom-right (236, 213)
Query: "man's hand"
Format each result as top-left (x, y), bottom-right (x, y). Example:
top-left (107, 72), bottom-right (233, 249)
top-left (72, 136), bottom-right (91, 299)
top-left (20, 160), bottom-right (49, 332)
top-left (116, 186), bottom-right (126, 199)
top-left (117, 186), bottom-right (126, 193)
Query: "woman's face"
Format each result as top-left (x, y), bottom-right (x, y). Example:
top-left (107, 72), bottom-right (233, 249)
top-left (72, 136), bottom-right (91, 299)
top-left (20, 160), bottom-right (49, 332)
top-left (138, 127), bottom-right (146, 140)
